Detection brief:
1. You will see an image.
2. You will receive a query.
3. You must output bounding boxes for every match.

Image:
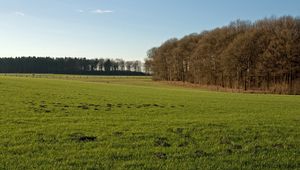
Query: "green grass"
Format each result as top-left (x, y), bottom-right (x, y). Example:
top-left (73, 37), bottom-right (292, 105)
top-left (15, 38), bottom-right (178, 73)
top-left (0, 75), bottom-right (299, 169)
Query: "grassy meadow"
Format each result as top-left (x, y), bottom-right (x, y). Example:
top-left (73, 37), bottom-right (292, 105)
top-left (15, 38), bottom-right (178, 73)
top-left (0, 75), bottom-right (299, 169)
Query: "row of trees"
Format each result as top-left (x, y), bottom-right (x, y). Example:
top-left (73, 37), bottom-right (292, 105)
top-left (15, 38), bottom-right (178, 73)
top-left (0, 57), bottom-right (144, 75)
top-left (146, 16), bottom-right (300, 94)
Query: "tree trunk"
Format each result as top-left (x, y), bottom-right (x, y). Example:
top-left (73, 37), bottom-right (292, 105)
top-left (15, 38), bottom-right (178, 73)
top-left (244, 72), bottom-right (247, 91)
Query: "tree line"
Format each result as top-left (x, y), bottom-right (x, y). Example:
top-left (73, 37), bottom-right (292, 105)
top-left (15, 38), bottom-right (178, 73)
top-left (145, 16), bottom-right (300, 94)
top-left (0, 57), bottom-right (145, 75)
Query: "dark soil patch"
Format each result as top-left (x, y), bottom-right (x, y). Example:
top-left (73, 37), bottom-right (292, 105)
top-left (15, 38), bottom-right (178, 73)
top-left (224, 149), bottom-right (233, 154)
top-left (69, 133), bottom-right (97, 142)
top-left (178, 141), bottom-right (189, 147)
top-left (39, 104), bottom-right (47, 108)
top-left (272, 143), bottom-right (284, 149)
top-left (143, 104), bottom-right (151, 107)
top-left (79, 136), bottom-right (96, 142)
top-left (194, 150), bottom-right (209, 157)
top-left (154, 152), bottom-right (167, 159)
top-left (73, 102), bottom-right (175, 111)
top-left (82, 105), bottom-right (89, 110)
top-left (154, 137), bottom-right (171, 147)
top-left (113, 131), bottom-right (124, 137)
top-left (78, 105), bottom-right (89, 110)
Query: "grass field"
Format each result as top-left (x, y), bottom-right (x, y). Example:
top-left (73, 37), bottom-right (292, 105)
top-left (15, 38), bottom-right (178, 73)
top-left (0, 75), bottom-right (299, 169)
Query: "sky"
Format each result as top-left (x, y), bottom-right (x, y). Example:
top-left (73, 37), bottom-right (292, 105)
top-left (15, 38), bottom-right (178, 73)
top-left (0, 0), bottom-right (299, 60)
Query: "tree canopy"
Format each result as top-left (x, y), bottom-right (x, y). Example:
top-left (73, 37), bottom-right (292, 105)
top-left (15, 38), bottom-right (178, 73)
top-left (146, 16), bottom-right (300, 94)
top-left (0, 57), bottom-right (145, 76)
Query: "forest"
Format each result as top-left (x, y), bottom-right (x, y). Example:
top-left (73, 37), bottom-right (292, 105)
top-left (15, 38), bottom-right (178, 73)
top-left (145, 16), bottom-right (300, 94)
top-left (0, 57), bottom-right (145, 75)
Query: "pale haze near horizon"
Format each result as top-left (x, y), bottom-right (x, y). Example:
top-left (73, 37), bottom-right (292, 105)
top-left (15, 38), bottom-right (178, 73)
top-left (0, 0), bottom-right (299, 60)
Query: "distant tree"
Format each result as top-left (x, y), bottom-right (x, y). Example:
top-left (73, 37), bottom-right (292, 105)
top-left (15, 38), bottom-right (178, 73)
top-left (132, 61), bottom-right (141, 72)
top-left (116, 59), bottom-right (125, 71)
top-left (98, 59), bottom-right (105, 71)
top-left (125, 61), bottom-right (133, 71)
top-left (144, 58), bottom-right (152, 74)
top-left (90, 59), bottom-right (99, 71)
top-left (104, 59), bottom-right (112, 72)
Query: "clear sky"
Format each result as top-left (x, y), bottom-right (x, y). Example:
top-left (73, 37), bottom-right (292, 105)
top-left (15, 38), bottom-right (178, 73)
top-left (0, 0), bottom-right (299, 60)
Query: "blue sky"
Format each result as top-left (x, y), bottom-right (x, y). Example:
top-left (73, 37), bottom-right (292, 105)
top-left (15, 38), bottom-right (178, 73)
top-left (0, 0), bottom-right (299, 60)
